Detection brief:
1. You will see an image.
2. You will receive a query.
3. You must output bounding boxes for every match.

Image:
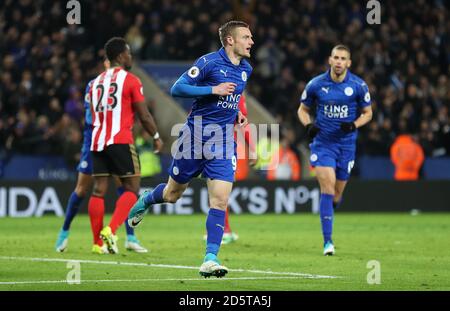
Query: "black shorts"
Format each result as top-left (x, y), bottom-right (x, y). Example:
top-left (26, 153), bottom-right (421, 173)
top-left (91, 144), bottom-right (141, 178)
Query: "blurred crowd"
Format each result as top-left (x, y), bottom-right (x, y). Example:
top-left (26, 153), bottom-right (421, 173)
top-left (1, 0), bottom-right (449, 169)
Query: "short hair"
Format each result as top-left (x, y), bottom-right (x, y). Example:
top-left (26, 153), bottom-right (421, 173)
top-left (104, 37), bottom-right (128, 62)
top-left (331, 44), bottom-right (351, 58)
top-left (218, 20), bottom-right (249, 47)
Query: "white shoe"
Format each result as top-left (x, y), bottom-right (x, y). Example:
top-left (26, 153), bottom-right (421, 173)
top-left (125, 236), bottom-right (148, 253)
top-left (323, 241), bottom-right (335, 256)
top-left (199, 260), bottom-right (228, 278)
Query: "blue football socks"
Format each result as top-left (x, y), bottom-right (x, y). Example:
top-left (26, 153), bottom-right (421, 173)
top-left (143, 183), bottom-right (166, 205)
top-left (320, 193), bottom-right (334, 244)
top-left (62, 192), bottom-right (83, 231)
top-left (205, 208), bottom-right (226, 257)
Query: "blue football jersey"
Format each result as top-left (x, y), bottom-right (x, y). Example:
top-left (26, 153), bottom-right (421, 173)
top-left (181, 48), bottom-right (252, 144)
top-left (77, 80), bottom-right (95, 174)
top-left (83, 80), bottom-right (94, 126)
top-left (301, 70), bottom-right (371, 145)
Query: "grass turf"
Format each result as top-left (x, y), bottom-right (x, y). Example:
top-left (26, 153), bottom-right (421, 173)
top-left (0, 213), bottom-right (449, 290)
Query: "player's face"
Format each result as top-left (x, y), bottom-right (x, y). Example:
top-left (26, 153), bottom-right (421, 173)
top-left (329, 49), bottom-right (351, 76)
top-left (232, 27), bottom-right (254, 58)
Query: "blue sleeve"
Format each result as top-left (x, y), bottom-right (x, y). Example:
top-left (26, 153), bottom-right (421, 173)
top-left (84, 81), bottom-right (93, 125)
top-left (357, 81), bottom-right (371, 108)
top-left (300, 80), bottom-right (316, 107)
top-left (170, 77), bottom-right (212, 98)
top-left (170, 55), bottom-right (215, 98)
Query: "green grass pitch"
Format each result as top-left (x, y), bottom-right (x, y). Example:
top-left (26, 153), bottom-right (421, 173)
top-left (0, 213), bottom-right (449, 290)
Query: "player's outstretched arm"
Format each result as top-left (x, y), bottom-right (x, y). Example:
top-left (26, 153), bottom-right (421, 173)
top-left (135, 101), bottom-right (163, 153)
top-left (171, 77), bottom-right (236, 98)
top-left (170, 77), bottom-right (212, 98)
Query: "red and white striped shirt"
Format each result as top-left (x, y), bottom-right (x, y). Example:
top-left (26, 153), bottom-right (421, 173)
top-left (89, 67), bottom-right (145, 152)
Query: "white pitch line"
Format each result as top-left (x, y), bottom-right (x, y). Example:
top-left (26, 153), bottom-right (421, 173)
top-left (0, 256), bottom-right (339, 279)
top-left (0, 276), bottom-right (307, 286)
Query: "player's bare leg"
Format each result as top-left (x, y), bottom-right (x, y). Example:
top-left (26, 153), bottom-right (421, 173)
top-left (163, 176), bottom-right (189, 203)
top-left (199, 179), bottom-right (232, 278)
top-left (315, 166), bottom-right (336, 255)
top-left (334, 179), bottom-right (348, 210)
top-left (75, 173), bottom-right (94, 197)
top-left (55, 172), bottom-right (93, 252)
top-left (315, 166), bottom-right (336, 195)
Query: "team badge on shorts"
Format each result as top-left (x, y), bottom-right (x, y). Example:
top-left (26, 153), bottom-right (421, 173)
top-left (310, 153), bottom-right (318, 162)
top-left (80, 161), bottom-right (88, 169)
top-left (173, 166), bottom-right (179, 176)
top-left (241, 71), bottom-right (247, 82)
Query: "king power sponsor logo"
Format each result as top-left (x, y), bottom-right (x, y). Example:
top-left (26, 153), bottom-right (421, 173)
top-left (217, 94), bottom-right (241, 110)
top-left (324, 104), bottom-right (349, 118)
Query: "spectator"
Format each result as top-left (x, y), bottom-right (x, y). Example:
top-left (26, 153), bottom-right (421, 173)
top-left (0, 0), bottom-right (448, 164)
top-left (144, 33), bottom-right (167, 60)
top-left (64, 86), bottom-right (83, 122)
top-left (390, 134), bottom-right (425, 181)
top-left (125, 25), bottom-right (145, 56)
top-left (267, 129), bottom-right (301, 181)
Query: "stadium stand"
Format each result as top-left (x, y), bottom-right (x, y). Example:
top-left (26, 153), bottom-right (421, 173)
top-left (0, 0), bottom-right (449, 179)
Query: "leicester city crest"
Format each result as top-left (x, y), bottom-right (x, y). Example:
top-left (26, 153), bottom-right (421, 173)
top-left (241, 71), bottom-right (247, 82)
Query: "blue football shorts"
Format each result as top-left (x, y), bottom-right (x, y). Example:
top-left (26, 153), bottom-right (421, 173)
top-left (309, 139), bottom-right (356, 181)
top-left (168, 138), bottom-right (237, 184)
